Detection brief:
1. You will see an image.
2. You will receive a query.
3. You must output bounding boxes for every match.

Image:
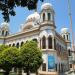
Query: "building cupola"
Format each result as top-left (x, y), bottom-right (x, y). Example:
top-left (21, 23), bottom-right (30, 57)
top-left (61, 27), bottom-right (71, 48)
top-left (0, 22), bottom-right (9, 36)
top-left (40, 3), bottom-right (56, 29)
top-left (61, 27), bottom-right (70, 41)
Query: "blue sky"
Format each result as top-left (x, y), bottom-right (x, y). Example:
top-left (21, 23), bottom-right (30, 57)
top-left (0, 0), bottom-right (75, 42)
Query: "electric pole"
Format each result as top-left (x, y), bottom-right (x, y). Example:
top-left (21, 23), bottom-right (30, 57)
top-left (68, 0), bottom-right (75, 61)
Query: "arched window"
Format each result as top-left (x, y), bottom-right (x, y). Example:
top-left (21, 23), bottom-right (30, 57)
top-left (43, 13), bottom-right (45, 21)
top-left (32, 39), bottom-right (37, 42)
top-left (16, 43), bottom-right (19, 48)
top-left (70, 64), bottom-right (72, 68)
top-left (63, 35), bottom-right (65, 39)
top-left (42, 63), bottom-right (46, 71)
top-left (48, 36), bottom-right (52, 49)
top-left (2, 30), bottom-right (4, 36)
top-left (55, 64), bottom-right (57, 71)
top-left (48, 13), bottom-right (51, 21)
top-left (42, 36), bottom-right (46, 49)
top-left (9, 44), bottom-right (11, 47)
top-left (67, 35), bottom-right (69, 40)
top-left (21, 42), bottom-right (24, 46)
top-left (5, 31), bottom-right (8, 36)
top-left (54, 38), bottom-right (56, 50)
top-left (12, 43), bottom-right (15, 47)
top-left (68, 49), bottom-right (71, 56)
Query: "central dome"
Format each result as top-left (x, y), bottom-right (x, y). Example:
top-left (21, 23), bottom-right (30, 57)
top-left (22, 12), bottom-right (40, 31)
top-left (26, 12), bottom-right (40, 22)
top-left (41, 3), bottom-right (53, 10)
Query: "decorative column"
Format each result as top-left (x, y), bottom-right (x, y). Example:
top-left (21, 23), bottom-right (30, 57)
top-left (45, 13), bottom-right (48, 21)
top-left (37, 38), bottom-right (40, 48)
top-left (51, 14), bottom-right (53, 21)
top-left (40, 38), bottom-right (42, 49)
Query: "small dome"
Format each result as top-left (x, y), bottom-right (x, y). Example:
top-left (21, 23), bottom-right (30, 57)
top-left (1, 22), bottom-right (9, 26)
top-left (41, 3), bottom-right (53, 10)
top-left (1, 22), bottom-right (9, 29)
top-left (26, 12), bottom-right (40, 22)
top-left (61, 28), bottom-right (69, 33)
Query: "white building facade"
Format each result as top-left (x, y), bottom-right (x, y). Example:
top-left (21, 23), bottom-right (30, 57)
top-left (0, 3), bottom-right (72, 75)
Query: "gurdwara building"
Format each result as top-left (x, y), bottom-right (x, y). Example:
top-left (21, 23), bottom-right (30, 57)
top-left (0, 3), bottom-right (73, 75)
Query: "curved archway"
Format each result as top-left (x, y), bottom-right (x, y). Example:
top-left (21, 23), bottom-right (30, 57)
top-left (9, 44), bottom-right (11, 47)
top-left (68, 49), bottom-right (71, 56)
top-left (43, 13), bottom-right (45, 21)
top-left (2, 30), bottom-right (4, 36)
top-left (54, 38), bottom-right (56, 50)
top-left (48, 36), bottom-right (52, 49)
top-left (32, 38), bottom-right (37, 42)
top-left (16, 42), bottom-right (19, 48)
top-left (42, 36), bottom-right (46, 49)
top-left (21, 41), bottom-right (24, 46)
top-left (12, 43), bottom-right (15, 47)
top-left (48, 13), bottom-right (51, 21)
top-left (5, 31), bottom-right (8, 36)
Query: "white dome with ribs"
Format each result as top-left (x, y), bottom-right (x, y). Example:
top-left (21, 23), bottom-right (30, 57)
top-left (1, 22), bottom-right (9, 27)
top-left (1, 22), bottom-right (9, 29)
top-left (26, 12), bottom-right (40, 22)
top-left (61, 27), bottom-right (69, 33)
top-left (41, 3), bottom-right (53, 10)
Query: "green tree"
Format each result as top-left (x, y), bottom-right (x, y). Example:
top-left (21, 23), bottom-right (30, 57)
top-left (0, 46), bottom-right (19, 75)
top-left (20, 40), bottom-right (43, 75)
top-left (0, 44), bottom-right (9, 52)
top-left (0, 0), bottom-right (44, 22)
top-left (0, 44), bottom-right (9, 70)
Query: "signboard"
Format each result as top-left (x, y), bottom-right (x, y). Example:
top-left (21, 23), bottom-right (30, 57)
top-left (48, 55), bottom-right (55, 69)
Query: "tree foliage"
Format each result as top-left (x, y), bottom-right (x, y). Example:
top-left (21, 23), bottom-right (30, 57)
top-left (0, 41), bottom-right (42, 75)
top-left (0, 0), bottom-right (44, 22)
top-left (0, 44), bottom-right (9, 53)
top-left (20, 40), bottom-right (43, 75)
top-left (0, 46), bottom-right (19, 75)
